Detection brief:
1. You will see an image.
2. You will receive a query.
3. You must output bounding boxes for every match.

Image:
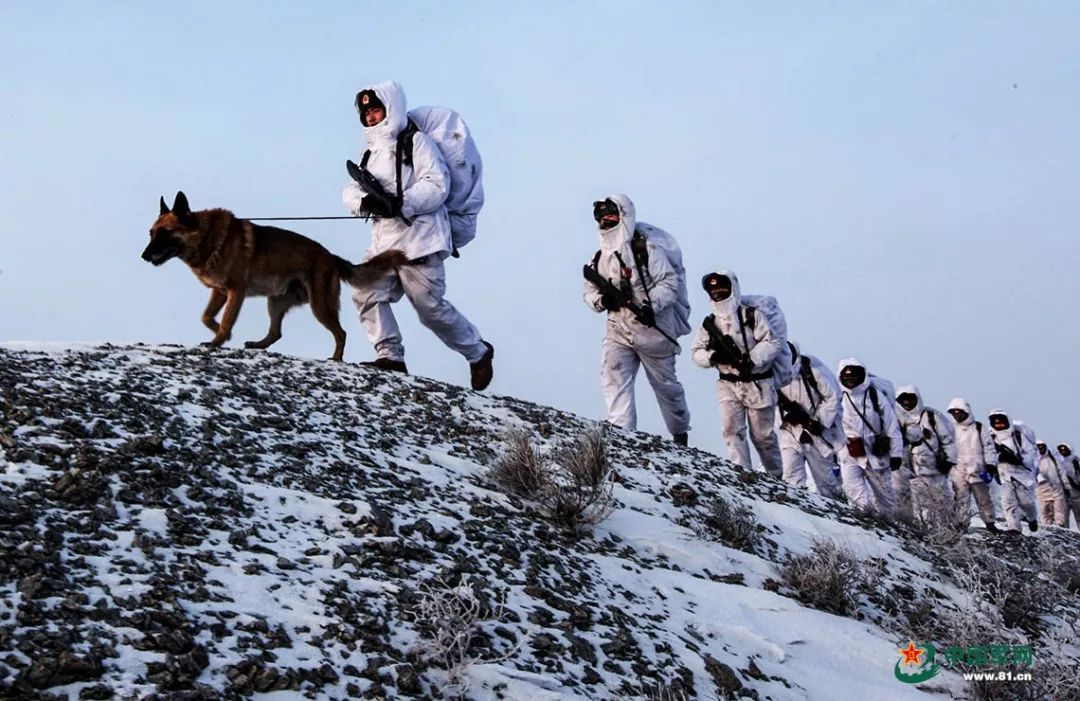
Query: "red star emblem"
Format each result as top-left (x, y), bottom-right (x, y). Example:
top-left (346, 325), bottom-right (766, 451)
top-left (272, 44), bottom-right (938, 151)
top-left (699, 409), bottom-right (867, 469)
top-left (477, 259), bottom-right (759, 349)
top-left (899, 642), bottom-right (925, 665)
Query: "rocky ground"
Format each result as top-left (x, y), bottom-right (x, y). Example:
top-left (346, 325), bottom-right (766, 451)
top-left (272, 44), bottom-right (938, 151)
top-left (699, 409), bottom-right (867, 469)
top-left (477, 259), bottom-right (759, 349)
top-left (0, 344), bottom-right (1076, 700)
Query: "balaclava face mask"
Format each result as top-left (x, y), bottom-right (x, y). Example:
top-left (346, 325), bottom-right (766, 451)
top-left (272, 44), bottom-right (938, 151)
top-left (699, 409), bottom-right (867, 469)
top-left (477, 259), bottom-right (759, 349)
top-left (839, 365), bottom-right (866, 390)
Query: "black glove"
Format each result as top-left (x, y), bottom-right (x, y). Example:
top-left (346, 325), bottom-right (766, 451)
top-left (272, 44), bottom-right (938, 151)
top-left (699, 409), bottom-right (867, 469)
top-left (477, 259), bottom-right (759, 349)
top-left (986, 464), bottom-right (1001, 484)
top-left (600, 290), bottom-right (623, 312)
top-left (799, 430), bottom-right (814, 446)
top-left (360, 194), bottom-right (401, 218)
top-left (707, 341), bottom-right (738, 366)
top-left (936, 459), bottom-right (955, 475)
top-left (889, 457), bottom-right (903, 471)
top-left (736, 355), bottom-right (754, 376)
top-left (635, 302), bottom-right (655, 327)
top-left (807, 420), bottom-right (825, 437)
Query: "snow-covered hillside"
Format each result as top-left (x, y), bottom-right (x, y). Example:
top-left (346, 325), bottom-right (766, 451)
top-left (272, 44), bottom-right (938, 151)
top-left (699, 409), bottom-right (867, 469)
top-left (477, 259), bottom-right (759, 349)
top-left (1, 345), bottom-right (1076, 701)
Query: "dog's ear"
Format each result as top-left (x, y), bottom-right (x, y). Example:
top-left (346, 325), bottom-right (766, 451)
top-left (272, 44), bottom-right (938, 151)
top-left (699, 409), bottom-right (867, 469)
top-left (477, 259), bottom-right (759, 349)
top-left (160, 196), bottom-right (170, 216)
top-left (172, 191), bottom-right (191, 217)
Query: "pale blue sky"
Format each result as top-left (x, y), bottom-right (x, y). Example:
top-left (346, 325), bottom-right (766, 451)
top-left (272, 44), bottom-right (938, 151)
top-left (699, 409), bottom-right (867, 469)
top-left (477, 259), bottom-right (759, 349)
top-left (2, 2), bottom-right (1078, 459)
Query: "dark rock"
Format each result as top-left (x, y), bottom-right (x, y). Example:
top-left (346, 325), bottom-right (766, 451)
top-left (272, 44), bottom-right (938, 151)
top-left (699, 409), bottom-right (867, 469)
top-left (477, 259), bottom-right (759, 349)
top-left (128, 434), bottom-right (166, 456)
top-left (79, 683), bottom-right (114, 700)
top-left (703, 655), bottom-right (743, 697)
top-left (670, 482), bottom-right (698, 507)
top-left (746, 658), bottom-right (767, 680)
top-left (394, 663), bottom-right (422, 694)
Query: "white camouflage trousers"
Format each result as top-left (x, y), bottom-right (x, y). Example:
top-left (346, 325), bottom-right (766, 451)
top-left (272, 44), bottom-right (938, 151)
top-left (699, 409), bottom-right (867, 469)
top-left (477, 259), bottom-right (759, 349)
top-left (600, 337), bottom-right (691, 436)
top-left (840, 457), bottom-right (898, 515)
top-left (779, 428), bottom-right (842, 499)
top-left (721, 400), bottom-right (782, 477)
top-left (1035, 483), bottom-right (1068, 527)
top-left (352, 256), bottom-right (486, 363)
top-left (950, 472), bottom-right (997, 527)
top-left (1000, 477), bottom-right (1038, 531)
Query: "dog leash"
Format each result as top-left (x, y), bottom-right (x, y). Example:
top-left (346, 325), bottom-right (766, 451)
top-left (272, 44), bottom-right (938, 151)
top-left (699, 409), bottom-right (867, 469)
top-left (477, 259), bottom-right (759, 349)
top-left (244, 215), bottom-right (361, 221)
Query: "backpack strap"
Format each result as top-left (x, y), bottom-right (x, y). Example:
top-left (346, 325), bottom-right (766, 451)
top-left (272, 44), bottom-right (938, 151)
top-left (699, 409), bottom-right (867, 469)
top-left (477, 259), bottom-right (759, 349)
top-left (393, 118), bottom-right (420, 206)
top-left (868, 384), bottom-right (882, 417)
top-left (628, 232), bottom-right (654, 311)
top-left (925, 410), bottom-right (943, 450)
top-left (844, 389), bottom-right (883, 434)
top-left (630, 229), bottom-right (650, 271)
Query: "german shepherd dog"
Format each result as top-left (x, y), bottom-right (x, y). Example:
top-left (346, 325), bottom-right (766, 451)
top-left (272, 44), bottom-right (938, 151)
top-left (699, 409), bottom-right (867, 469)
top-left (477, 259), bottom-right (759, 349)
top-left (142, 191), bottom-right (405, 361)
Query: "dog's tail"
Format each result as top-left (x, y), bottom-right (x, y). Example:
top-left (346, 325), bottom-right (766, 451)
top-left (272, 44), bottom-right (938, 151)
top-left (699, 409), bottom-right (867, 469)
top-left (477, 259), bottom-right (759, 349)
top-left (334, 249), bottom-right (409, 288)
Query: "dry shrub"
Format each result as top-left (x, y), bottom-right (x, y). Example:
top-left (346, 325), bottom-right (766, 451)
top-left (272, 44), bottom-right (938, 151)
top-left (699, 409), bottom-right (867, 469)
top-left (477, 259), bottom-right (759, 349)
top-left (488, 428), bottom-right (545, 497)
top-left (490, 425), bottom-right (614, 529)
top-left (407, 576), bottom-right (515, 697)
top-left (911, 487), bottom-right (973, 548)
top-left (943, 548), bottom-right (1052, 634)
top-left (779, 537), bottom-right (879, 617)
top-left (697, 495), bottom-right (761, 553)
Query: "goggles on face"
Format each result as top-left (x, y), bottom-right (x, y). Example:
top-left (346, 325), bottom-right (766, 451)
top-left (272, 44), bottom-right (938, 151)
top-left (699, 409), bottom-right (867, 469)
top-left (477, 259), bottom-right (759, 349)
top-left (593, 199), bottom-right (619, 224)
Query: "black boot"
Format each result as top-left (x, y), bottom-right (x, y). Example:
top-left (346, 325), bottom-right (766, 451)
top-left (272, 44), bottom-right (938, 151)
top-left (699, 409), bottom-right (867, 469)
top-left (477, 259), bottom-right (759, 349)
top-left (360, 358), bottom-right (408, 374)
top-left (470, 341), bottom-right (495, 391)
top-left (985, 522), bottom-right (999, 534)
top-left (673, 432), bottom-right (688, 447)
top-left (1028, 520), bottom-right (1039, 533)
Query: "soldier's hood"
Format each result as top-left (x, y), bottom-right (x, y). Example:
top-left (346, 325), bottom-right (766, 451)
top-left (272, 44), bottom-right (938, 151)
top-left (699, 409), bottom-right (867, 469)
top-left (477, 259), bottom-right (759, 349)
top-left (837, 357), bottom-right (870, 394)
top-left (947, 397), bottom-right (974, 426)
top-left (356, 80), bottom-right (408, 147)
top-left (895, 384), bottom-right (924, 422)
top-left (988, 408), bottom-right (1013, 439)
top-left (706, 269), bottom-right (742, 319)
top-left (597, 193), bottom-right (636, 252)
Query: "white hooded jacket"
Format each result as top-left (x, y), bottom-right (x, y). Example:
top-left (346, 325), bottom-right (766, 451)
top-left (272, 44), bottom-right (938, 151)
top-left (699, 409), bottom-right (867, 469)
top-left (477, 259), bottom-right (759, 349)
top-left (777, 346), bottom-right (844, 456)
top-left (1057, 444), bottom-right (1080, 493)
top-left (989, 409), bottom-right (1038, 488)
top-left (947, 398), bottom-right (997, 484)
top-left (837, 358), bottom-right (903, 467)
top-left (343, 81), bottom-right (453, 261)
top-left (1036, 443), bottom-right (1066, 493)
top-left (690, 271), bottom-right (780, 375)
top-left (583, 194), bottom-right (680, 356)
top-left (895, 385), bottom-right (958, 478)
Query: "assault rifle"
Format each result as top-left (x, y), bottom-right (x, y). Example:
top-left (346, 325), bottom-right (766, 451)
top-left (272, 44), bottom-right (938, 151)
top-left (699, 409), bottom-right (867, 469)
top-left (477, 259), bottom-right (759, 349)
top-left (777, 392), bottom-right (811, 427)
top-left (701, 318), bottom-right (753, 378)
top-left (345, 160), bottom-right (413, 225)
top-left (995, 442), bottom-right (1023, 467)
top-left (582, 265), bottom-right (678, 345)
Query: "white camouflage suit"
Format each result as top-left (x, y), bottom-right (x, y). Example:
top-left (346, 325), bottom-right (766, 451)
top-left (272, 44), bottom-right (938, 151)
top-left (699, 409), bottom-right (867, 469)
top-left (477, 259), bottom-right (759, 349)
top-left (836, 358), bottom-right (902, 515)
top-left (1055, 444), bottom-right (1080, 528)
top-left (690, 272), bottom-right (783, 475)
top-left (583, 195), bottom-right (691, 438)
top-left (776, 345), bottom-right (844, 498)
top-left (894, 385), bottom-right (957, 523)
top-left (343, 81), bottom-right (488, 365)
top-left (946, 398), bottom-right (998, 529)
top-left (988, 410), bottom-right (1039, 532)
top-left (1034, 442), bottom-right (1068, 527)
